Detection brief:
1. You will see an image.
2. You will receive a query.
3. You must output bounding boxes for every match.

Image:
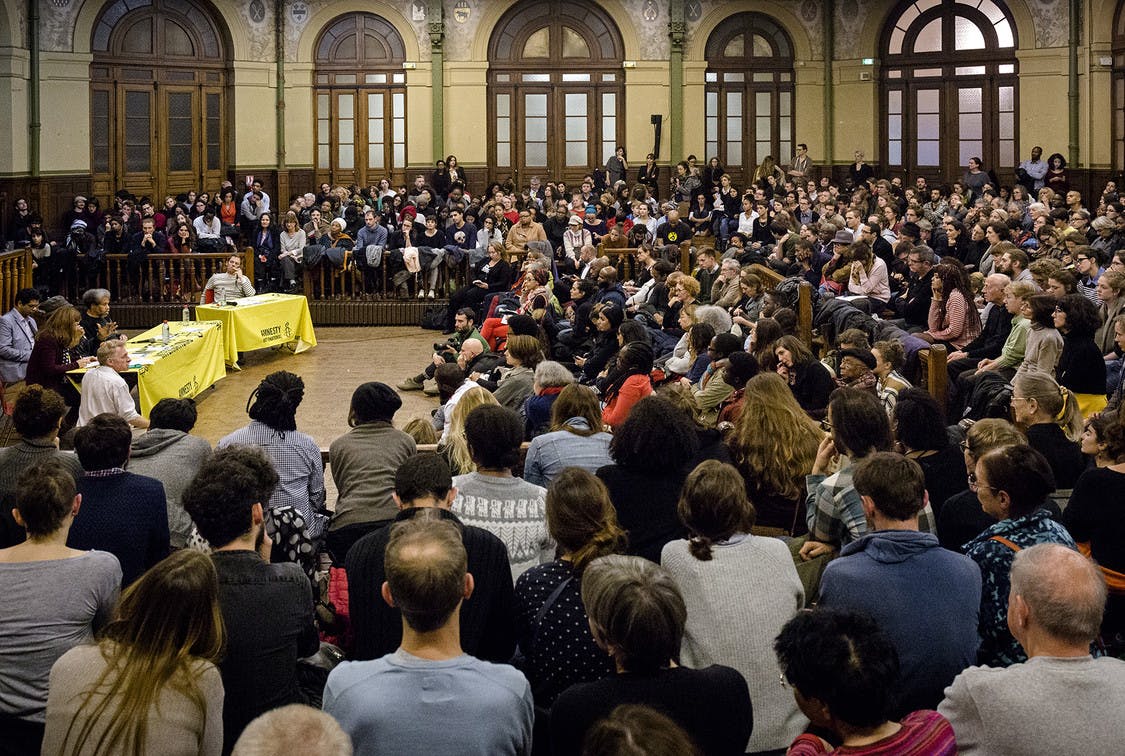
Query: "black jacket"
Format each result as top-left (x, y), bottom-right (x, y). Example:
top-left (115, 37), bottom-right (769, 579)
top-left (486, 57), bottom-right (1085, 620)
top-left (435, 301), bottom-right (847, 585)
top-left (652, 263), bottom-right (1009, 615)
top-left (345, 507), bottom-right (516, 663)
top-left (963, 303), bottom-right (1013, 360)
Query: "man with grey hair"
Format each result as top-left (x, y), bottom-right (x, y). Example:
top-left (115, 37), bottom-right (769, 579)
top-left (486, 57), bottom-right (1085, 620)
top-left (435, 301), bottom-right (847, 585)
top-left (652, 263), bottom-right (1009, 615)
top-left (232, 704), bottom-right (352, 756)
top-left (939, 543), bottom-right (1125, 754)
top-left (76, 340), bottom-right (148, 429)
top-left (946, 273), bottom-right (1013, 389)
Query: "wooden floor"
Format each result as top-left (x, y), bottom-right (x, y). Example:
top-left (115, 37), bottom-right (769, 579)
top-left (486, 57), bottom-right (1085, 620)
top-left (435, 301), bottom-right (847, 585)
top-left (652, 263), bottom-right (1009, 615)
top-left (187, 326), bottom-right (441, 448)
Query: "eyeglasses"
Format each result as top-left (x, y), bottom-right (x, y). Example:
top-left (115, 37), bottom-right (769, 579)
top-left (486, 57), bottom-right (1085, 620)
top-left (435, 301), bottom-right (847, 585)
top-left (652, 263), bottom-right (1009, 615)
top-left (1075, 256), bottom-right (1090, 262)
top-left (967, 471), bottom-right (999, 493)
top-left (958, 440), bottom-right (972, 454)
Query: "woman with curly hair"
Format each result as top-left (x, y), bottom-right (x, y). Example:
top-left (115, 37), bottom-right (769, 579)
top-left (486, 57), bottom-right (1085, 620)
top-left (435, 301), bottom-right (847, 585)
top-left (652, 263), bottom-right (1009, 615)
top-left (514, 468), bottom-right (625, 705)
top-left (727, 373), bottom-right (823, 534)
top-left (597, 396), bottom-right (700, 562)
top-left (601, 341), bottom-right (654, 430)
top-left (924, 263), bottom-right (982, 349)
top-left (41, 550), bottom-right (225, 755)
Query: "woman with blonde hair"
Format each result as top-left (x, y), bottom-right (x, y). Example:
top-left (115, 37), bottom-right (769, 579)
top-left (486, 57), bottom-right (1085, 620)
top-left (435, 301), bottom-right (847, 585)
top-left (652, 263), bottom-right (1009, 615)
top-left (514, 468), bottom-right (626, 705)
top-left (1010, 371), bottom-right (1086, 490)
top-left (727, 372), bottom-right (823, 534)
top-left (42, 549), bottom-right (226, 755)
top-left (437, 386), bottom-right (499, 475)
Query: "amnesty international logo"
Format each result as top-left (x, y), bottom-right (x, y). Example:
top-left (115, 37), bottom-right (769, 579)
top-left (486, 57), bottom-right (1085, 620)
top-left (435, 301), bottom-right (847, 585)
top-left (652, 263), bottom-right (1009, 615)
top-left (284, 321), bottom-right (293, 339)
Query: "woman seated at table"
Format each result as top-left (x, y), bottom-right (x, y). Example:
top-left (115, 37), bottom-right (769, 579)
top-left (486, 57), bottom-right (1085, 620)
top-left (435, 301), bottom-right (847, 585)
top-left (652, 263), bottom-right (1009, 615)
top-left (25, 307), bottom-right (96, 422)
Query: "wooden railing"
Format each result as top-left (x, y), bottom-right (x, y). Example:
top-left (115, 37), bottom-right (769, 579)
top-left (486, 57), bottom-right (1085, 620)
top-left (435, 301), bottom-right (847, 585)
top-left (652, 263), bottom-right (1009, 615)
top-left (94, 251), bottom-right (254, 304)
top-left (301, 251), bottom-right (470, 300)
top-left (0, 248), bottom-right (33, 314)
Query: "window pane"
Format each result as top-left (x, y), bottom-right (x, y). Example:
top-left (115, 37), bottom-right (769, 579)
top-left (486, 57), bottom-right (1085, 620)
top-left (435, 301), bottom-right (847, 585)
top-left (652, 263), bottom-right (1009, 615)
top-left (369, 145), bottom-right (383, 169)
top-left (603, 116), bottom-right (615, 139)
top-left (706, 117), bottom-right (718, 142)
top-left (562, 27), bottom-right (589, 58)
top-left (958, 88), bottom-right (982, 113)
top-left (959, 113), bottom-right (982, 140)
top-left (392, 73), bottom-right (404, 84)
top-left (727, 91), bottom-right (742, 112)
top-left (917, 89), bottom-right (939, 112)
top-left (998, 64), bottom-right (1015, 74)
top-left (525, 142), bottom-right (547, 166)
top-left (522, 74), bottom-right (551, 82)
top-left (780, 92), bottom-right (791, 116)
top-left (726, 117), bottom-right (742, 139)
top-left (779, 116), bottom-right (791, 141)
top-left (393, 144), bottom-right (405, 166)
top-left (756, 116), bottom-right (771, 138)
top-left (917, 114), bottom-right (940, 140)
top-left (914, 18), bottom-right (942, 53)
top-left (526, 117), bottom-right (547, 142)
top-left (562, 73), bottom-right (591, 82)
top-left (998, 86), bottom-right (1014, 112)
top-left (338, 94), bottom-right (354, 119)
top-left (565, 116), bottom-right (586, 141)
top-left (889, 140), bottom-right (902, 164)
top-left (497, 143), bottom-right (510, 168)
top-left (917, 141), bottom-right (939, 165)
top-left (392, 118), bottom-right (404, 142)
top-left (756, 142), bottom-right (770, 165)
top-left (706, 91), bottom-right (718, 114)
top-left (369, 93), bottom-right (383, 117)
top-left (523, 28), bottom-right (549, 58)
top-left (888, 90), bottom-right (902, 114)
top-left (167, 91), bottom-right (193, 172)
top-left (338, 144), bottom-right (354, 169)
top-left (496, 93), bottom-right (510, 118)
top-left (999, 139), bottom-right (1015, 168)
top-left (369, 120), bottom-right (383, 144)
top-left (206, 92), bottom-right (220, 171)
top-left (728, 142), bottom-right (741, 166)
top-left (725, 73), bottom-right (745, 82)
top-left (955, 66), bottom-right (985, 76)
top-left (955, 15), bottom-right (986, 50)
top-left (318, 120), bottom-right (330, 145)
top-left (994, 20), bottom-right (1014, 48)
top-left (752, 73), bottom-right (772, 83)
top-left (318, 145), bottom-right (330, 169)
top-left (91, 90), bottom-right (109, 173)
top-left (566, 93), bottom-right (587, 116)
top-left (999, 112), bottom-right (1014, 140)
top-left (336, 74), bottom-right (356, 84)
top-left (497, 118), bottom-right (510, 141)
top-left (779, 141), bottom-right (791, 161)
top-left (888, 114), bottom-right (902, 140)
top-left (705, 72), bottom-right (718, 83)
top-left (525, 94), bottom-right (547, 117)
top-left (752, 34), bottom-right (772, 57)
top-left (603, 142), bottom-right (615, 164)
top-left (959, 140), bottom-right (982, 166)
top-left (392, 93), bottom-right (404, 118)
top-left (339, 119), bottom-right (353, 144)
top-left (602, 93), bottom-right (615, 117)
top-left (756, 91), bottom-right (770, 114)
top-left (366, 73), bottom-right (387, 84)
top-left (566, 142), bottom-right (586, 166)
top-left (317, 93), bottom-right (329, 119)
top-left (889, 28), bottom-right (905, 55)
top-left (124, 90), bottom-right (151, 172)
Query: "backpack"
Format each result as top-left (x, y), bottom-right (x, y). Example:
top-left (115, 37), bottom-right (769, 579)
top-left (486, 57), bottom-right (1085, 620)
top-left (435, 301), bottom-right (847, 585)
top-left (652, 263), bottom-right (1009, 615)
top-left (963, 371), bottom-right (1012, 421)
top-left (420, 305), bottom-right (448, 330)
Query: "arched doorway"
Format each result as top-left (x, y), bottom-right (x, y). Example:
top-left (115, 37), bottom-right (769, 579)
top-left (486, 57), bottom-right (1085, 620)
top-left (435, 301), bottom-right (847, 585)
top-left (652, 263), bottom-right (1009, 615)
top-left (880, 0), bottom-right (1018, 183)
top-left (314, 13), bottom-right (408, 188)
top-left (89, 0), bottom-right (230, 200)
top-left (488, 0), bottom-right (625, 186)
top-left (704, 12), bottom-right (795, 188)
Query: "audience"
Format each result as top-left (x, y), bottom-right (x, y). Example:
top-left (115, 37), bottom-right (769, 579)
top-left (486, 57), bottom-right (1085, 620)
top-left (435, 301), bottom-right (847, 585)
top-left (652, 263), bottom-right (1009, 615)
top-left (940, 544), bottom-right (1125, 754)
top-left (183, 446), bottom-right (320, 753)
top-left (892, 388), bottom-right (966, 517)
top-left (41, 550), bottom-right (225, 755)
top-left (76, 339), bottom-right (149, 429)
top-left (581, 704), bottom-right (702, 756)
top-left (661, 460), bottom-right (806, 753)
top-left (326, 382), bottom-right (415, 562)
top-left (326, 518), bottom-right (533, 755)
top-left (514, 468), bottom-right (624, 706)
top-left (775, 609), bottom-right (956, 755)
top-left (550, 555), bottom-right (752, 756)
top-left (597, 396), bottom-right (699, 563)
top-left (522, 383), bottom-right (612, 487)
top-left (964, 444), bottom-right (1077, 667)
top-left (450, 405), bottom-right (552, 578)
top-left (818, 453), bottom-right (981, 715)
top-left (127, 397), bottom-right (212, 549)
top-left (68, 413), bottom-right (169, 586)
top-left (0, 462), bottom-right (121, 753)
top-left (345, 453), bottom-right (515, 664)
top-left (232, 705), bottom-right (352, 756)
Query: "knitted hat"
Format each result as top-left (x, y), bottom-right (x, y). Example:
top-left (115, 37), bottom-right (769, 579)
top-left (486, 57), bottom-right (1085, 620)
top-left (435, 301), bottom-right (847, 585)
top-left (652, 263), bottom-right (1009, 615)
top-left (69, 219), bottom-right (88, 231)
top-left (349, 381), bottom-right (402, 425)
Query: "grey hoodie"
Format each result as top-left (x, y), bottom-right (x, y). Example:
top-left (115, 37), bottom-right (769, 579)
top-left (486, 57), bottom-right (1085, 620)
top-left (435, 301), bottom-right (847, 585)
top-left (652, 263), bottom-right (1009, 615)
top-left (128, 429), bottom-right (212, 548)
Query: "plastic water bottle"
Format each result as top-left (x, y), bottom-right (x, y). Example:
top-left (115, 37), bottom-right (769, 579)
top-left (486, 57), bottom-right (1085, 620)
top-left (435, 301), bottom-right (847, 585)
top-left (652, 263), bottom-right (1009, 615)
top-left (161, 320), bottom-right (170, 344)
top-left (182, 305), bottom-right (190, 322)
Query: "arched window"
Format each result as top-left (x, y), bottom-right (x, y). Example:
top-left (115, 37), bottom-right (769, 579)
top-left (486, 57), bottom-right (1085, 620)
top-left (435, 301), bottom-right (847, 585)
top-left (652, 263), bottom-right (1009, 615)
top-left (880, 0), bottom-right (1018, 182)
top-left (1113, 2), bottom-right (1125, 171)
top-left (90, 0), bottom-right (229, 200)
top-left (488, 0), bottom-right (625, 185)
top-left (704, 13), bottom-right (795, 187)
top-left (314, 13), bottom-right (407, 188)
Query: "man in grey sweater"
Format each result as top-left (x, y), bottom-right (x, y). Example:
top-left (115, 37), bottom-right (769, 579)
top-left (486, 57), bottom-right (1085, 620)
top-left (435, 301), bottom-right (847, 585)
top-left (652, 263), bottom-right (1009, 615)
top-left (128, 398), bottom-right (212, 548)
top-left (939, 543), bottom-right (1125, 754)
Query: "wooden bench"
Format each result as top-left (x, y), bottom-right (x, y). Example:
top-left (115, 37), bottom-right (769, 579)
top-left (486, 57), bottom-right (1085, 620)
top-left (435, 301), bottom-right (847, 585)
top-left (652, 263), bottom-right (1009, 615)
top-left (597, 241), bottom-right (694, 277)
top-left (748, 263), bottom-right (814, 345)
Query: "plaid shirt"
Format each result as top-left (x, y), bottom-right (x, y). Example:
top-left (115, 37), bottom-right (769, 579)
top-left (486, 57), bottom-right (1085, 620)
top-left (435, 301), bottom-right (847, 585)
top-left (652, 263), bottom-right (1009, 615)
top-left (218, 420), bottom-right (327, 538)
top-left (806, 462), bottom-right (937, 547)
top-left (84, 467), bottom-right (126, 478)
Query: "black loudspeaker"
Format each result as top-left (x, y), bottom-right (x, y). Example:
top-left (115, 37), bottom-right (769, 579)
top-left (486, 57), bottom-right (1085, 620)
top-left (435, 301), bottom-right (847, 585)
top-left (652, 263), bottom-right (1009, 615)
top-left (650, 115), bottom-right (663, 160)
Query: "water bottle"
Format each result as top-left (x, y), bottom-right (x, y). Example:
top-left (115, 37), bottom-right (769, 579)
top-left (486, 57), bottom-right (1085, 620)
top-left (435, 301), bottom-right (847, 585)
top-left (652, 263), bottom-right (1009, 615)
top-left (161, 320), bottom-right (170, 344)
top-left (182, 305), bottom-right (190, 322)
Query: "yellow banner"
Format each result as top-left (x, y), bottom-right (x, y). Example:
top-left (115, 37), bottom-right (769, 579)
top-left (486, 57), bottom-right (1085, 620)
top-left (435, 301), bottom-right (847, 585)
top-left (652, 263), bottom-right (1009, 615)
top-left (69, 320), bottom-right (227, 416)
top-left (196, 293), bottom-right (318, 367)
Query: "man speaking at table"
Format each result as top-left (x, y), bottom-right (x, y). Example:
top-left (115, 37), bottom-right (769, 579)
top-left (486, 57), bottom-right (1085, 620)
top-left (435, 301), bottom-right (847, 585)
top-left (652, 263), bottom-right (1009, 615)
top-left (77, 340), bottom-right (149, 430)
top-left (202, 253), bottom-right (256, 304)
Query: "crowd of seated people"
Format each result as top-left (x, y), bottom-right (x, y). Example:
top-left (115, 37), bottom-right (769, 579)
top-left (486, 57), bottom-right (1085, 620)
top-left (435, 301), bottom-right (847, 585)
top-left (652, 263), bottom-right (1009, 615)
top-left (5, 151), bottom-right (1125, 754)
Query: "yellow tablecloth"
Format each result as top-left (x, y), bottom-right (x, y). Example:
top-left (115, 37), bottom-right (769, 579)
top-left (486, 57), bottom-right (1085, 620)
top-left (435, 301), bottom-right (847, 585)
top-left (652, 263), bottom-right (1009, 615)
top-left (195, 293), bottom-right (317, 368)
top-left (68, 320), bottom-right (226, 416)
